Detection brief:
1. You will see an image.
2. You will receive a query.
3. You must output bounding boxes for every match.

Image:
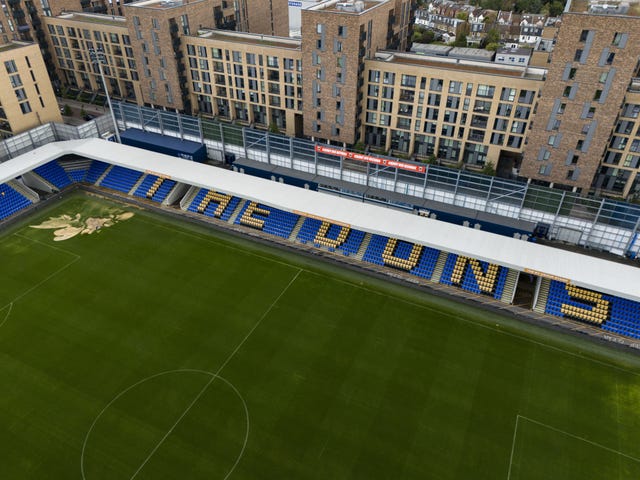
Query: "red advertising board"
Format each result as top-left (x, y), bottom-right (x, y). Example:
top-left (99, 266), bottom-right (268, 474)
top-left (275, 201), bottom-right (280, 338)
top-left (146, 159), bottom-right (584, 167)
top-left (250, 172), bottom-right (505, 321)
top-left (314, 145), bottom-right (426, 173)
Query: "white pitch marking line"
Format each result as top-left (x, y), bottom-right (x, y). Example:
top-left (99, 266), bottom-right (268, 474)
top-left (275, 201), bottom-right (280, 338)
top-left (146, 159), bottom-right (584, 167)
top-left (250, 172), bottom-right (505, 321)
top-left (0, 302), bottom-right (13, 329)
top-left (506, 414), bottom-right (520, 480)
top-left (519, 415), bottom-right (640, 464)
top-left (14, 231), bottom-right (81, 260)
top-left (0, 256), bottom-right (80, 314)
top-left (81, 369), bottom-right (250, 480)
top-left (137, 214), bottom-right (640, 377)
top-left (129, 269), bottom-right (302, 479)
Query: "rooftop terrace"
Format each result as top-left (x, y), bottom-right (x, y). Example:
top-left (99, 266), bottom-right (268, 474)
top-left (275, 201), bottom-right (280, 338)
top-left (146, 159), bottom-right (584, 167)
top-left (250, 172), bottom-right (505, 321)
top-left (194, 30), bottom-right (301, 50)
top-left (56, 12), bottom-right (127, 26)
top-left (568, 0), bottom-right (640, 15)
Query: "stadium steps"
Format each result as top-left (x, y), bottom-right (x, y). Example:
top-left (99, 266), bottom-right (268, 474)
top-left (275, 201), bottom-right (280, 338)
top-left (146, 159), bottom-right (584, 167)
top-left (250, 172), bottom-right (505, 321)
top-left (430, 250), bottom-right (449, 283)
top-left (7, 180), bottom-right (39, 203)
top-left (129, 174), bottom-right (148, 196)
top-left (288, 216), bottom-right (306, 241)
top-left (147, 177), bottom-right (164, 198)
top-left (500, 269), bottom-right (520, 304)
top-left (180, 185), bottom-right (200, 210)
top-left (95, 165), bottom-right (114, 186)
top-left (59, 158), bottom-right (92, 182)
top-left (353, 232), bottom-right (372, 261)
top-left (227, 199), bottom-right (247, 224)
top-left (533, 278), bottom-right (551, 313)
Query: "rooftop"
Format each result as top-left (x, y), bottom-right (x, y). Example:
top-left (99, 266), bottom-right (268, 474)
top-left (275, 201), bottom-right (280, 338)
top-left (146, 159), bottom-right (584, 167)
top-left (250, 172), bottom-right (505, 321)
top-left (0, 41), bottom-right (33, 53)
top-left (568, 0), bottom-right (640, 16)
top-left (374, 51), bottom-right (547, 80)
top-left (309, 0), bottom-right (385, 14)
top-left (127, 0), bottom-right (195, 9)
top-left (194, 30), bottom-right (301, 50)
top-left (56, 12), bottom-right (127, 26)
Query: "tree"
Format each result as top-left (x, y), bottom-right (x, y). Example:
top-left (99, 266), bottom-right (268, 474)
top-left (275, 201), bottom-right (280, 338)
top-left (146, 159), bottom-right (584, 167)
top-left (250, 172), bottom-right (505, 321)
top-left (268, 122), bottom-right (280, 134)
top-left (483, 28), bottom-right (501, 47)
top-left (485, 42), bottom-right (500, 51)
top-left (453, 31), bottom-right (468, 47)
top-left (547, 0), bottom-right (564, 16)
top-left (482, 162), bottom-right (496, 176)
top-left (62, 104), bottom-right (72, 116)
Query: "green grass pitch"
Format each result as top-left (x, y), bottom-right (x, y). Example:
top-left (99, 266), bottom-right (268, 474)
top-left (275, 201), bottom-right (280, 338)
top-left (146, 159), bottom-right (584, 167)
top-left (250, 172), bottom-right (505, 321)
top-left (1, 193), bottom-right (640, 479)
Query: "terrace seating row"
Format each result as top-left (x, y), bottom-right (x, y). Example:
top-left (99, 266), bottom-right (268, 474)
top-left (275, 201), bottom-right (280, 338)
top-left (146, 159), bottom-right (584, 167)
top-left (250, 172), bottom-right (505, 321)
top-left (297, 218), bottom-right (366, 256)
top-left (235, 201), bottom-right (299, 238)
top-left (440, 254), bottom-right (507, 298)
top-left (84, 161), bottom-right (111, 184)
top-left (0, 183), bottom-right (32, 220)
top-left (381, 238), bottom-right (423, 271)
top-left (100, 166), bottom-right (143, 194)
top-left (34, 161), bottom-right (72, 190)
top-left (134, 175), bottom-right (160, 199)
top-left (315, 222), bottom-right (350, 248)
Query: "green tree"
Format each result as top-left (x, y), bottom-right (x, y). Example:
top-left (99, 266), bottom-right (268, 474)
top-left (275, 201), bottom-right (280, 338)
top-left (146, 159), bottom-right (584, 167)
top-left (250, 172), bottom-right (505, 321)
top-left (482, 162), bottom-right (496, 176)
top-left (483, 28), bottom-right (501, 47)
top-left (62, 105), bottom-right (72, 116)
top-left (453, 31), bottom-right (468, 47)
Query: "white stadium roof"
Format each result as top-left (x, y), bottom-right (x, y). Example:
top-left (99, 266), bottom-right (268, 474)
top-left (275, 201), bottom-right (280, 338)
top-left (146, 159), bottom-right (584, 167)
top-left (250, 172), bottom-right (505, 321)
top-left (2, 138), bottom-right (640, 302)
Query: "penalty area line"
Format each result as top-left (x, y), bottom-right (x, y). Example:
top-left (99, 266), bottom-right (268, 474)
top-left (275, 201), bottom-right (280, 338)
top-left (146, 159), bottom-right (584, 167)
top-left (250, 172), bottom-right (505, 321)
top-left (128, 268), bottom-right (302, 480)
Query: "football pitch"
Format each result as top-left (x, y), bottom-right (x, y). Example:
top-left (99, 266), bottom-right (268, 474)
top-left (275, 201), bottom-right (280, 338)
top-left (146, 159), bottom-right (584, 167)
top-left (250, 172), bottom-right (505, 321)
top-left (1, 193), bottom-right (640, 479)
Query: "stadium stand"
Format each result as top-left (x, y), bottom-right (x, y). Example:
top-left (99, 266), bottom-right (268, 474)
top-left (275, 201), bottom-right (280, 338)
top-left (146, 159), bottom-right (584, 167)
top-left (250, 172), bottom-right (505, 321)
top-left (33, 161), bottom-right (72, 190)
top-left (297, 218), bottom-right (366, 256)
top-left (84, 161), bottom-right (111, 184)
top-left (235, 201), bottom-right (299, 238)
top-left (0, 183), bottom-right (32, 220)
top-left (99, 166), bottom-right (143, 194)
top-left (4, 138), bottom-right (640, 345)
top-left (545, 280), bottom-right (640, 338)
top-left (440, 254), bottom-right (507, 299)
top-left (362, 235), bottom-right (441, 280)
top-left (133, 175), bottom-right (177, 203)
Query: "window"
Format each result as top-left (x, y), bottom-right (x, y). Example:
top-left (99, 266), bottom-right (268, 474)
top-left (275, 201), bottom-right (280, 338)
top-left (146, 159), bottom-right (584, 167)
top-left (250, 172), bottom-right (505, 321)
top-left (9, 74), bottom-right (21, 88)
top-left (579, 30), bottom-right (589, 42)
top-left (316, 23), bottom-right (323, 34)
top-left (587, 106), bottom-right (596, 118)
top-left (606, 52), bottom-right (615, 65)
top-left (4, 60), bottom-right (16, 74)
top-left (338, 25), bottom-right (346, 37)
top-left (563, 86), bottom-right (572, 97)
top-left (612, 32), bottom-right (624, 46)
top-left (568, 68), bottom-right (577, 79)
top-left (476, 84), bottom-right (494, 98)
top-left (548, 135), bottom-right (556, 146)
top-left (558, 103), bottom-right (566, 114)
top-left (593, 90), bottom-right (602, 101)
top-left (152, 18), bottom-right (159, 29)
top-left (599, 71), bottom-right (608, 83)
top-left (19, 101), bottom-right (31, 114)
top-left (570, 154), bottom-right (579, 164)
top-left (14, 88), bottom-right (26, 101)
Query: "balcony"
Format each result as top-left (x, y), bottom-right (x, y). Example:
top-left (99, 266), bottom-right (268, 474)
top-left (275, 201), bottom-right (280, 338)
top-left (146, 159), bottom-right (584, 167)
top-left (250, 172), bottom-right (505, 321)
top-left (628, 77), bottom-right (640, 93)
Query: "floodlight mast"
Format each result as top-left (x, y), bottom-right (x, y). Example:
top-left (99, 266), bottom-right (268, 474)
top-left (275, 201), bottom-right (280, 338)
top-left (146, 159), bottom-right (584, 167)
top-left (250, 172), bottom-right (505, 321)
top-left (89, 47), bottom-right (121, 144)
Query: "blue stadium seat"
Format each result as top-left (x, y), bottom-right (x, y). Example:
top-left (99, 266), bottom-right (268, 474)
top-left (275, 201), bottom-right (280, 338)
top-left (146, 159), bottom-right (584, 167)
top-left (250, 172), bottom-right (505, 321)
top-left (0, 183), bottom-right (32, 221)
top-left (100, 166), bottom-right (143, 194)
top-left (85, 161), bottom-right (111, 184)
top-left (235, 202), bottom-right (299, 238)
top-left (34, 161), bottom-right (72, 189)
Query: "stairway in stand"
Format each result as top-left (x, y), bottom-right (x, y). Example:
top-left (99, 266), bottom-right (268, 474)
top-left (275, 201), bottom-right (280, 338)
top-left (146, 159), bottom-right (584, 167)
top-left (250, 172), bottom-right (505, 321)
top-left (430, 250), bottom-right (449, 283)
top-left (533, 277), bottom-right (551, 313)
top-left (353, 232), bottom-right (372, 261)
top-left (288, 216), bottom-right (306, 241)
top-left (227, 199), bottom-right (247, 224)
top-left (500, 269), bottom-right (520, 304)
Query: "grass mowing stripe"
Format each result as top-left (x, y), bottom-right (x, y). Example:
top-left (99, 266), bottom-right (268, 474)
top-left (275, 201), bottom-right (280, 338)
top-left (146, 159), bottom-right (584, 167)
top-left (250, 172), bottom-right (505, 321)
top-left (128, 269), bottom-right (302, 479)
top-left (143, 207), bottom-right (639, 377)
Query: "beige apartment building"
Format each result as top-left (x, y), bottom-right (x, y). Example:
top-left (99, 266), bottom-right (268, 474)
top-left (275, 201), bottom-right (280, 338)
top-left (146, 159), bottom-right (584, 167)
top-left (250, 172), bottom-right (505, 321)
top-left (363, 52), bottom-right (543, 167)
top-left (0, 41), bottom-right (61, 137)
top-left (183, 30), bottom-right (303, 135)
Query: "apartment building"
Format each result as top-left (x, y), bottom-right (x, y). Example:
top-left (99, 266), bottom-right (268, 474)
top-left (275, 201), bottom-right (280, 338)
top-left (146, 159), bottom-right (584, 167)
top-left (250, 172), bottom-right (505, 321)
top-left (363, 51), bottom-right (543, 167)
top-left (301, 0), bottom-right (414, 145)
top-left (521, 12), bottom-right (640, 195)
top-left (0, 41), bottom-right (61, 137)
top-left (43, 13), bottom-right (140, 101)
top-left (183, 30), bottom-right (303, 135)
